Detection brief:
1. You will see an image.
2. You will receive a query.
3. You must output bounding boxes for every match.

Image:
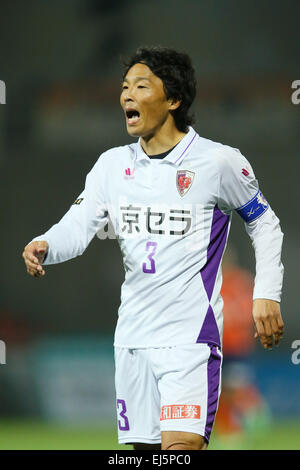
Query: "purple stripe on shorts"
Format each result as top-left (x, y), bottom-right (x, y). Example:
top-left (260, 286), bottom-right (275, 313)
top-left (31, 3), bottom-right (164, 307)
top-left (204, 345), bottom-right (222, 442)
top-left (197, 206), bottom-right (230, 347)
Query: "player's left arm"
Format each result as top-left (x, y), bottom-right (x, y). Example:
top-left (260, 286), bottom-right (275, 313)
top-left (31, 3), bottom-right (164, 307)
top-left (244, 208), bottom-right (284, 349)
top-left (216, 146), bottom-right (284, 350)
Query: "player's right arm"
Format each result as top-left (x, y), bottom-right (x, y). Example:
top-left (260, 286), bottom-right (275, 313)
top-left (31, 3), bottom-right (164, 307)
top-left (22, 156), bottom-right (108, 277)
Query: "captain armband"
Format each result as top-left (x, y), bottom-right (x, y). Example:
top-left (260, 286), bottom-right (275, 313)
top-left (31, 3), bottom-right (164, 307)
top-left (235, 190), bottom-right (269, 223)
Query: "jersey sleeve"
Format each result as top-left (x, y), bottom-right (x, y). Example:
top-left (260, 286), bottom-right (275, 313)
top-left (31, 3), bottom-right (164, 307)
top-left (245, 208), bottom-right (284, 302)
top-left (30, 156), bottom-right (109, 265)
top-left (216, 146), bottom-right (267, 220)
top-left (215, 146), bottom-right (284, 302)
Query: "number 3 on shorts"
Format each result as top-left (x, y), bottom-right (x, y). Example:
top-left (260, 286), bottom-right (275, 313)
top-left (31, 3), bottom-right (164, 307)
top-left (142, 241), bottom-right (157, 274)
top-left (117, 399), bottom-right (130, 431)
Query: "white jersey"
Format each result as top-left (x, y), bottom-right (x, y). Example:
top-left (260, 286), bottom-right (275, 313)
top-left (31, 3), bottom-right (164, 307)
top-left (31, 127), bottom-right (284, 348)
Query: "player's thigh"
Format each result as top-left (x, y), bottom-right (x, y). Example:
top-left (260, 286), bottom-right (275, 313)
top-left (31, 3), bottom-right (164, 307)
top-left (114, 347), bottom-right (161, 445)
top-left (161, 431), bottom-right (207, 450)
top-left (154, 343), bottom-right (222, 445)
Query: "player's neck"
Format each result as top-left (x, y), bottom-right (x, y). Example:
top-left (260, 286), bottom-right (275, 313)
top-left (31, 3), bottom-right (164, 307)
top-left (140, 121), bottom-right (187, 156)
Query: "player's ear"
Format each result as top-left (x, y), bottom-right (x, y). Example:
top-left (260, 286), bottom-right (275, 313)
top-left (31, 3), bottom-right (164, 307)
top-left (168, 97), bottom-right (181, 111)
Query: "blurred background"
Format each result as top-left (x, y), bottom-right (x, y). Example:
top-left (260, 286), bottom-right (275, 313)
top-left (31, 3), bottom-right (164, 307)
top-left (0, 0), bottom-right (299, 450)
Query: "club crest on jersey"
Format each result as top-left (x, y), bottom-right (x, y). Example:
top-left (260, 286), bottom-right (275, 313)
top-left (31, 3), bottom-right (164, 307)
top-left (176, 170), bottom-right (194, 197)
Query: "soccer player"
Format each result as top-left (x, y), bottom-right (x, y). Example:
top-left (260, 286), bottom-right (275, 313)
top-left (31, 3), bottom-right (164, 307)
top-left (22, 46), bottom-right (284, 451)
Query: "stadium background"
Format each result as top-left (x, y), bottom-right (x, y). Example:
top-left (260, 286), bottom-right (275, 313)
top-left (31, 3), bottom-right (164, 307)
top-left (0, 0), bottom-right (299, 450)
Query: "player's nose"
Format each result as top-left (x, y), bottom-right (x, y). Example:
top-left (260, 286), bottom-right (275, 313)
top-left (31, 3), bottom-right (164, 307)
top-left (124, 83), bottom-right (138, 100)
top-left (125, 95), bottom-right (134, 103)
top-left (124, 90), bottom-right (135, 103)
top-left (121, 91), bottom-right (133, 109)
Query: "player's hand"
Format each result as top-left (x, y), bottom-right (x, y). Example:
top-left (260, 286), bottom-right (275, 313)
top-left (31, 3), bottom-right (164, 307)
top-left (252, 299), bottom-right (284, 349)
top-left (22, 241), bottom-right (49, 278)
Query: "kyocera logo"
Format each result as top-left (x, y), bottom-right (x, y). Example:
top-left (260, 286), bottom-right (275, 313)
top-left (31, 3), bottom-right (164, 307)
top-left (0, 80), bottom-right (6, 104)
top-left (0, 340), bottom-right (6, 365)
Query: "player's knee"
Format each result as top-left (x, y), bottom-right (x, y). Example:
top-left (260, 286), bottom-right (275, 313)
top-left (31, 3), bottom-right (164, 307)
top-left (161, 431), bottom-right (207, 450)
top-left (133, 443), bottom-right (161, 450)
top-left (163, 440), bottom-right (207, 451)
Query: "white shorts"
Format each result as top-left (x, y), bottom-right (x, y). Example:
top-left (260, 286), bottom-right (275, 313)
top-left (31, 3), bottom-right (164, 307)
top-left (114, 343), bottom-right (222, 445)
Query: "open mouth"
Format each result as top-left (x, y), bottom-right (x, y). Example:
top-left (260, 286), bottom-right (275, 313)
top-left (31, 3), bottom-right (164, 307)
top-left (126, 109), bottom-right (140, 125)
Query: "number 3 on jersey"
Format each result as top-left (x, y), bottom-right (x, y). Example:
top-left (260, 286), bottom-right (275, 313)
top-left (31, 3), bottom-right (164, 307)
top-left (142, 241), bottom-right (157, 274)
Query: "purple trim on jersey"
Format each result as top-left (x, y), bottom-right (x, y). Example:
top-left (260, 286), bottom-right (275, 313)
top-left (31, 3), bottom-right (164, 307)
top-left (174, 132), bottom-right (197, 165)
top-left (201, 207), bottom-right (230, 301)
top-left (197, 305), bottom-right (221, 347)
top-left (204, 345), bottom-right (222, 442)
top-left (197, 206), bottom-right (230, 347)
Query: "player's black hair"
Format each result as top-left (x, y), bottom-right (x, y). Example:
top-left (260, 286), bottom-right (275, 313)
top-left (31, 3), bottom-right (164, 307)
top-left (121, 46), bottom-right (197, 133)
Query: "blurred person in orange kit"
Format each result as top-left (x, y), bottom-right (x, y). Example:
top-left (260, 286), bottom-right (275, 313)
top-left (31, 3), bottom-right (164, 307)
top-left (222, 246), bottom-right (254, 358)
top-left (214, 246), bottom-right (271, 441)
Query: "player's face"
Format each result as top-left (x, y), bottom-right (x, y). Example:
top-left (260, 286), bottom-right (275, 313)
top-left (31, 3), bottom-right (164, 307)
top-left (120, 63), bottom-right (173, 138)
